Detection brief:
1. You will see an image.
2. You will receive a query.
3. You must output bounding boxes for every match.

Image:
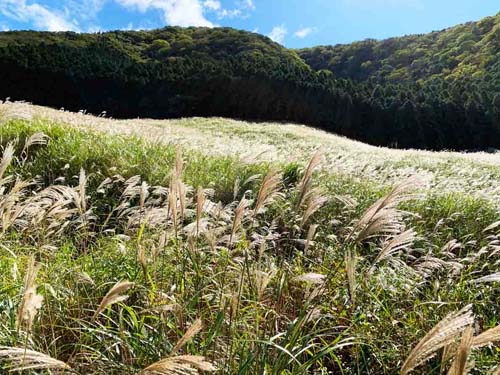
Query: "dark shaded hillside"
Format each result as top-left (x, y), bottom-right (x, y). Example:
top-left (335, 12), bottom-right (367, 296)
top-left (0, 21), bottom-right (499, 150)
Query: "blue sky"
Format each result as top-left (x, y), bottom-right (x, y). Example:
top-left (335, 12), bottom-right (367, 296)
top-left (0, 0), bottom-right (498, 48)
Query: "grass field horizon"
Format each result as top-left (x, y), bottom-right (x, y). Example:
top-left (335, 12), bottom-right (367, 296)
top-left (1, 101), bottom-right (500, 374)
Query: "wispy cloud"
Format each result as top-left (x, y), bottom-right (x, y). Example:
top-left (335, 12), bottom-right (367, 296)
top-left (0, 0), bottom-right (80, 31)
top-left (294, 26), bottom-right (315, 38)
top-left (217, 8), bottom-right (241, 19)
top-left (116, 0), bottom-right (214, 27)
top-left (203, 0), bottom-right (221, 11)
top-left (268, 24), bottom-right (287, 44)
top-left (216, 0), bottom-right (256, 20)
top-left (65, 0), bottom-right (106, 21)
top-left (239, 0), bottom-right (255, 10)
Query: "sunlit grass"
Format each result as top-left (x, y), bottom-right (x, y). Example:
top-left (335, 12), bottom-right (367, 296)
top-left (0, 106), bottom-right (499, 374)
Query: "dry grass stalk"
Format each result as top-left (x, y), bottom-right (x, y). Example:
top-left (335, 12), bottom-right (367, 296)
top-left (345, 249), bottom-right (357, 304)
top-left (93, 280), bottom-right (134, 320)
top-left (167, 148), bottom-right (186, 231)
top-left (17, 256), bottom-right (43, 332)
top-left (469, 272), bottom-right (500, 284)
top-left (254, 268), bottom-right (276, 301)
top-left (253, 169), bottom-right (282, 216)
top-left (0, 346), bottom-right (71, 373)
top-left (300, 188), bottom-right (328, 228)
top-left (371, 229), bottom-right (416, 270)
top-left (140, 355), bottom-right (216, 374)
top-left (0, 142), bottom-right (15, 184)
top-left (168, 185), bottom-right (179, 231)
top-left (229, 196), bottom-right (249, 247)
top-left (171, 318), bottom-right (203, 355)
top-left (472, 324), bottom-right (500, 348)
top-left (400, 304), bottom-right (474, 374)
top-left (441, 342), bottom-right (458, 374)
top-left (74, 169), bottom-right (86, 215)
top-left (0, 178), bottom-right (32, 235)
top-left (233, 177), bottom-right (240, 201)
top-left (139, 181), bottom-right (149, 210)
top-left (138, 244), bottom-right (148, 279)
top-left (195, 186), bottom-right (205, 237)
top-left (488, 365), bottom-right (500, 375)
top-left (447, 326), bottom-right (473, 375)
top-left (297, 149), bottom-right (323, 208)
top-left (351, 177), bottom-right (420, 244)
top-left (21, 132), bottom-right (49, 162)
top-left (293, 272), bottom-right (326, 285)
top-left (304, 224), bottom-right (318, 255)
top-left (483, 220), bottom-right (500, 233)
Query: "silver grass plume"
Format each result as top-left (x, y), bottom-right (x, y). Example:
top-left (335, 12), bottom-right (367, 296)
top-left (93, 280), bottom-right (134, 320)
top-left (370, 229), bottom-right (416, 272)
top-left (140, 355), bottom-right (216, 374)
top-left (351, 177), bottom-right (420, 244)
top-left (20, 132), bottom-right (49, 162)
top-left (0, 346), bottom-right (71, 373)
top-left (472, 324), bottom-right (500, 348)
top-left (253, 267), bottom-right (276, 301)
top-left (0, 142), bottom-right (15, 184)
top-left (300, 188), bottom-right (328, 228)
top-left (400, 304), bottom-right (474, 374)
top-left (447, 326), bottom-right (474, 375)
top-left (304, 224), bottom-right (318, 255)
top-left (17, 256), bottom-right (43, 332)
top-left (297, 149), bottom-right (323, 208)
top-left (171, 318), bottom-right (203, 355)
top-left (229, 196), bottom-right (250, 247)
top-left (196, 186), bottom-right (205, 237)
top-left (253, 168), bottom-right (283, 216)
top-left (345, 249), bottom-right (357, 304)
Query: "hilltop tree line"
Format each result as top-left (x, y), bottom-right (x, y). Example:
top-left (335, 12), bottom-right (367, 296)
top-left (0, 17), bottom-right (499, 151)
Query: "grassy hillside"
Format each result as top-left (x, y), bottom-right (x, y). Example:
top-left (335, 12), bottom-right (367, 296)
top-left (0, 103), bottom-right (500, 374)
top-left (0, 18), bottom-right (499, 150)
top-left (3, 102), bottom-right (500, 203)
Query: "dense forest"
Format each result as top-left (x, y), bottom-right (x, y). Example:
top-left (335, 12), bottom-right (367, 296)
top-left (0, 12), bottom-right (499, 150)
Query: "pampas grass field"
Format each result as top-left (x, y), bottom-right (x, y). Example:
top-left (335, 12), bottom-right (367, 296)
top-left (0, 101), bottom-right (500, 374)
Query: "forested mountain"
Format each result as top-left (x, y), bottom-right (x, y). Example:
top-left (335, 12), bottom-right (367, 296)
top-left (0, 13), bottom-right (499, 150)
top-left (298, 13), bottom-right (500, 84)
top-left (297, 12), bottom-right (500, 150)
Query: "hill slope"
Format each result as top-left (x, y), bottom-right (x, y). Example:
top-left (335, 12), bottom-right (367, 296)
top-left (2, 101), bottom-right (499, 203)
top-left (0, 16), bottom-right (499, 150)
top-left (0, 101), bottom-right (500, 374)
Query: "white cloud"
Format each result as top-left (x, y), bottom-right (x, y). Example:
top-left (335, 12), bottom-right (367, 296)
top-left (0, 22), bottom-right (10, 31)
top-left (0, 0), bottom-right (79, 31)
top-left (65, 0), bottom-right (107, 21)
top-left (294, 27), bottom-right (315, 38)
top-left (216, 0), bottom-right (255, 20)
top-left (268, 25), bottom-right (287, 44)
top-left (116, 0), bottom-right (214, 27)
top-left (203, 0), bottom-right (221, 11)
top-left (239, 0), bottom-right (255, 10)
top-left (217, 8), bottom-right (241, 19)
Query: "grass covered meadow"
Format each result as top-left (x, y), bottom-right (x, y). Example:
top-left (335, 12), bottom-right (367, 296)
top-left (0, 104), bottom-right (500, 374)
